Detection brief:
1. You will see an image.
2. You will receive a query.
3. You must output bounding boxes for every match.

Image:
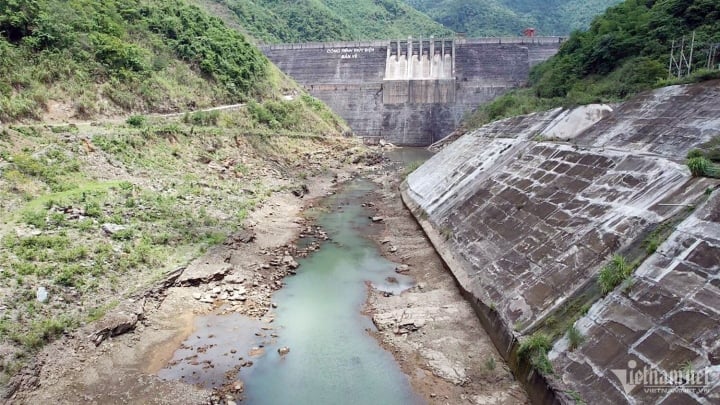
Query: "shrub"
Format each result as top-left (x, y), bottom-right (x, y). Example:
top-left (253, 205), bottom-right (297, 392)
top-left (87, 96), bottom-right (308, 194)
top-left (183, 110), bottom-right (220, 126)
top-left (126, 115), bottom-right (147, 128)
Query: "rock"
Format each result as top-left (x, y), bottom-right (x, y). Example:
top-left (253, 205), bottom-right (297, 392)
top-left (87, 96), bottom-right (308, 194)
top-left (232, 381), bottom-right (244, 392)
top-left (224, 229), bottom-right (256, 246)
top-left (225, 273), bottom-right (246, 284)
top-left (178, 263), bottom-right (231, 286)
top-left (291, 184), bottom-right (309, 198)
top-left (371, 216), bottom-right (384, 223)
top-left (388, 245), bottom-right (398, 253)
top-left (277, 346), bottom-right (290, 356)
top-left (36, 286), bottom-right (48, 303)
top-left (421, 349), bottom-right (469, 385)
top-left (283, 256), bottom-right (299, 269)
top-left (89, 312), bottom-right (139, 346)
top-left (101, 223), bottom-right (126, 235)
top-left (395, 264), bottom-right (410, 273)
top-left (192, 292), bottom-right (202, 300)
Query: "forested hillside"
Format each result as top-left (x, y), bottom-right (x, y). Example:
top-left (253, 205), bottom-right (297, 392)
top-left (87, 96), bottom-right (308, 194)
top-left (406, 0), bottom-right (622, 37)
top-left (204, 0), bottom-right (452, 43)
top-left (469, 0), bottom-right (720, 127)
top-left (0, 0), bottom-right (271, 122)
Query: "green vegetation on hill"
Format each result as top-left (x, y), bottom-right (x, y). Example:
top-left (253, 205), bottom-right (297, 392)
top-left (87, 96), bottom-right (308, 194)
top-left (208, 0), bottom-right (452, 43)
top-left (0, 98), bottom-right (357, 386)
top-left (406, 0), bottom-right (621, 37)
top-left (468, 0), bottom-right (720, 128)
top-left (0, 0), bottom-right (269, 122)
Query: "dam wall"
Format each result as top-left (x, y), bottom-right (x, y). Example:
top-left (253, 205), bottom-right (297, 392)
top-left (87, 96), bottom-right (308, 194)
top-left (402, 81), bottom-right (720, 403)
top-left (261, 37), bottom-right (562, 146)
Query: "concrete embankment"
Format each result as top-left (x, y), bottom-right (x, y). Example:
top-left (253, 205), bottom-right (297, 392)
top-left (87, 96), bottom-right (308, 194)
top-left (402, 81), bottom-right (720, 404)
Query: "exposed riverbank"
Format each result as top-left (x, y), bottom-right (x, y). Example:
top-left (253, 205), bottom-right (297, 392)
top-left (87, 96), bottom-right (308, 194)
top-left (364, 152), bottom-right (529, 404)
top-left (7, 165), bottom-right (360, 404)
top-left (5, 142), bottom-right (528, 405)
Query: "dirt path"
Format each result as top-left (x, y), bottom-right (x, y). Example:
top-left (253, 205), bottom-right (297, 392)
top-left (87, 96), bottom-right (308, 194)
top-left (364, 163), bottom-right (529, 405)
top-left (7, 102), bottom-right (247, 129)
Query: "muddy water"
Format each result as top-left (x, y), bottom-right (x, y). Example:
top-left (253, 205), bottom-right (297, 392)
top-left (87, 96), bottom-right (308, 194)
top-left (160, 177), bottom-right (423, 404)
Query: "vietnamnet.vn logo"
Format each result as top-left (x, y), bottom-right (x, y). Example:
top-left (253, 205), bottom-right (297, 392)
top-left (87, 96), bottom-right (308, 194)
top-left (611, 360), bottom-right (719, 395)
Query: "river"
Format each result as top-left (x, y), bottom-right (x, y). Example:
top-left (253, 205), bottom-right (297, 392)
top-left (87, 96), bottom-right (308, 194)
top-left (159, 149), bottom-right (434, 404)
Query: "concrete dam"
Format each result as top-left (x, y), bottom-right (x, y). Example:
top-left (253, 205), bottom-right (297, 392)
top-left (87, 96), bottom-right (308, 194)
top-left (261, 37), bottom-right (562, 146)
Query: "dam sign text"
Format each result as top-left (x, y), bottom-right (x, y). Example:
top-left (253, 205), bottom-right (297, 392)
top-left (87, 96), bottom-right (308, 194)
top-left (326, 47), bottom-right (376, 59)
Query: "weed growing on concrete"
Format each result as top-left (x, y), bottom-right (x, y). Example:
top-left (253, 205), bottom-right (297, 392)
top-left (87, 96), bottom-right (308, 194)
top-left (440, 227), bottom-right (454, 240)
top-left (688, 156), bottom-right (712, 177)
top-left (518, 333), bottom-right (553, 374)
top-left (687, 148), bottom-right (720, 178)
top-left (566, 326), bottom-right (585, 351)
top-left (598, 254), bottom-right (633, 295)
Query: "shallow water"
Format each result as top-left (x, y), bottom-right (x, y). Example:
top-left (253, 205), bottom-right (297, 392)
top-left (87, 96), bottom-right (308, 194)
top-left (160, 178), bottom-right (422, 405)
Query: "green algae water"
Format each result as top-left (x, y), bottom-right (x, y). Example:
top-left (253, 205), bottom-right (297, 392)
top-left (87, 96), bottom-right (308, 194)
top-left (240, 178), bottom-right (420, 404)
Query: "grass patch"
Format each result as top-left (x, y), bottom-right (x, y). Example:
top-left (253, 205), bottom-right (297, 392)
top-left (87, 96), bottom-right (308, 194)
top-left (8, 316), bottom-right (77, 351)
top-left (598, 255), bottom-right (634, 295)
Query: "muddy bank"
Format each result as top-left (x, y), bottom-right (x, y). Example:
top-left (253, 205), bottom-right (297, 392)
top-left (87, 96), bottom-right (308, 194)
top-left (364, 158), bottom-right (529, 404)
